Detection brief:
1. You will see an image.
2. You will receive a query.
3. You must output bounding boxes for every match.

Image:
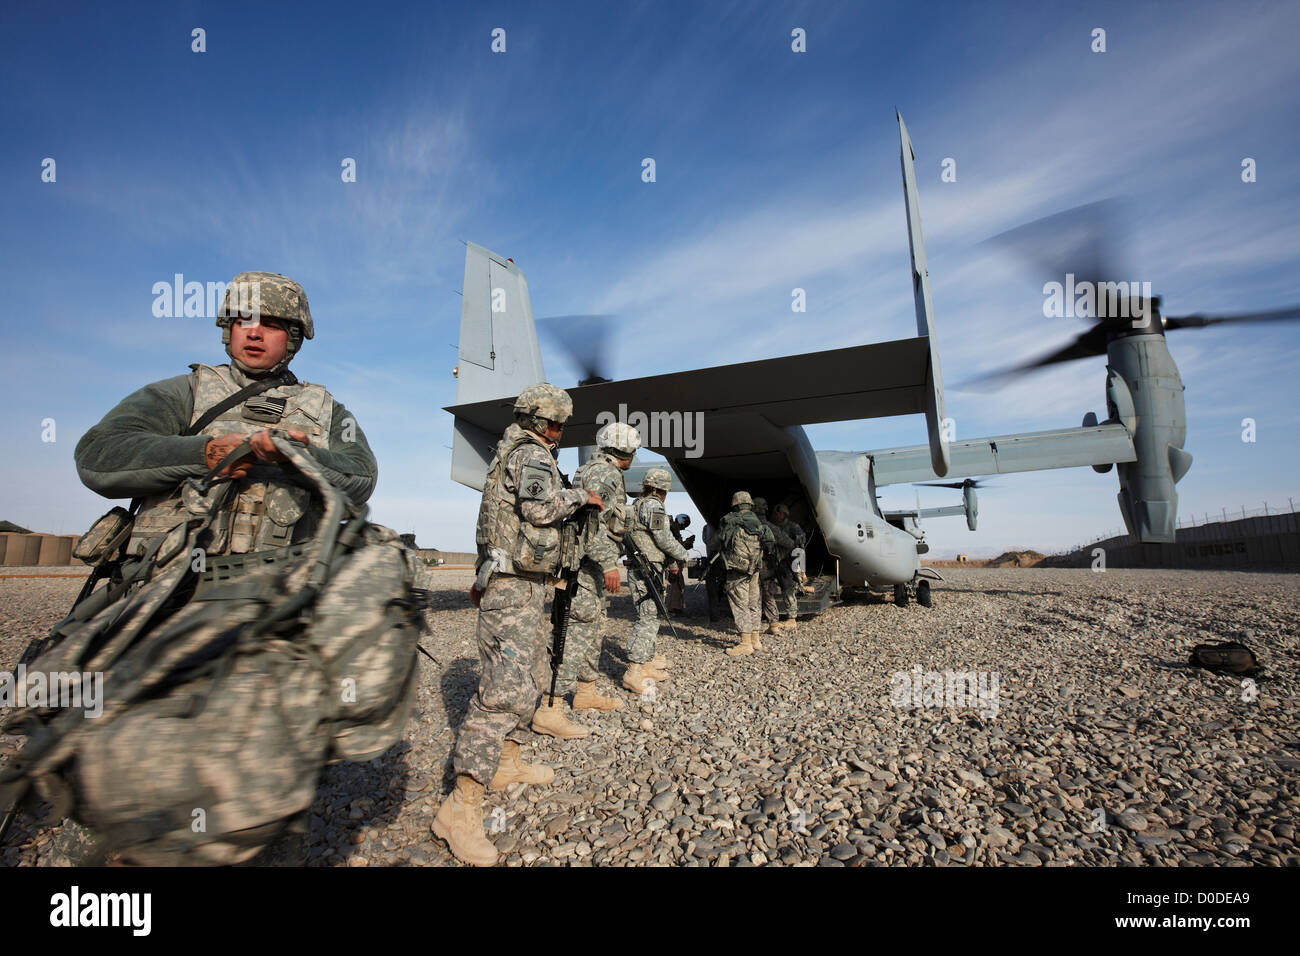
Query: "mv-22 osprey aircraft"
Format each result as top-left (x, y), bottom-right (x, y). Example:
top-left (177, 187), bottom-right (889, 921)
top-left (445, 113), bottom-right (1296, 612)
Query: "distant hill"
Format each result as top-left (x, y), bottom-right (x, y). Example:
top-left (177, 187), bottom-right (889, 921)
top-left (986, 549), bottom-right (1046, 568)
top-left (0, 520), bottom-right (32, 534)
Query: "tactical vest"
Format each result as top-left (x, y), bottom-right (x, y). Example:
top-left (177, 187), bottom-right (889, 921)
top-left (721, 510), bottom-right (763, 574)
top-left (128, 364), bottom-right (334, 557)
top-left (627, 494), bottom-right (668, 564)
top-left (475, 424), bottom-right (565, 576)
top-left (574, 453), bottom-right (627, 559)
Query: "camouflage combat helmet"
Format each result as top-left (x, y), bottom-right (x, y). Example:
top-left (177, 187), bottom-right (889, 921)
top-left (731, 491), bottom-right (753, 508)
top-left (772, 502), bottom-right (789, 518)
top-left (515, 383), bottom-right (574, 425)
top-left (216, 271), bottom-right (314, 375)
top-left (752, 496), bottom-right (769, 515)
top-left (596, 421), bottom-right (642, 458)
top-left (643, 467), bottom-right (672, 492)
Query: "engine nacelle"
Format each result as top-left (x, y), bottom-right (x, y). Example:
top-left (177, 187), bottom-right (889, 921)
top-left (1105, 330), bottom-right (1191, 543)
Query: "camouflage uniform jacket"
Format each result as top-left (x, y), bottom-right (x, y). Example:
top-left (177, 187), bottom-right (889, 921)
top-left (476, 422), bottom-right (589, 577)
top-left (572, 451), bottom-right (626, 573)
top-left (627, 494), bottom-right (690, 568)
top-left (772, 516), bottom-right (806, 552)
top-left (75, 364), bottom-right (376, 555)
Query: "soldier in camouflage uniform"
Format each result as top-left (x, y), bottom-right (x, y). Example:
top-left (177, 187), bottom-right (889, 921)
top-left (434, 383), bottom-right (601, 867)
top-left (76, 272), bottom-right (378, 556)
top-left (552, 422), bottom-right (643, 731)
top-left (770, 502), bottom-right (807, 630)
top-left (622, 468), bottom-right (690, 694)
top-left (718, 491), bottom-right (774, 657)
top-left (70, 271), bottom-right (377, 866)
top-left (754, 497), bottom-right (797, 646)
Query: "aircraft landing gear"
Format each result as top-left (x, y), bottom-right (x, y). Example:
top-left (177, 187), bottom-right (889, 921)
top-left (893, 583), bottom-right (909, 607)
top-left (917, 579), bottom-right (932, 608)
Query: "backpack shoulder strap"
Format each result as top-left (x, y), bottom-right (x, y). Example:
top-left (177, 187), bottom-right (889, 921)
top-left (184, 368), bottom-right (299, 437)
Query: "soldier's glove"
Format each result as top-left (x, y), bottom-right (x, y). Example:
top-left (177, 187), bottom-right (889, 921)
top-left (248, 428), bottom-right (310, 462)
top-left (683, 534), bottom-right (696, 549)
top-left (204, 433), bottom-right (255, 479)
top-left (603, 568), bottom-right (621, 593)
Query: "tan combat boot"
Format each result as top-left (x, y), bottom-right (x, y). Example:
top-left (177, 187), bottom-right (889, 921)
top-left (573, 680), bottom-right (625, 712)
top-left (780, 617), bottom-right (799, 632)
top-left (432, 775), bottom-right (499, 867)
top-left (650, 653), bottom-right (673, 670)
top-left (531, 697), bottom-right (590, 739)
top-left (489, 740), bottom-right (555, 790)
top-left (623, 662), bottom-right (655, 694)
top-left (726, 633), bottom-right (754, 657)
top-left (642, 659), bottom-right (671, 681)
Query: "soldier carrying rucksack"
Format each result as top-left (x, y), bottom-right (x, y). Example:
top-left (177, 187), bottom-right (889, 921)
top-left (717, 491), bottom-right (774, 658)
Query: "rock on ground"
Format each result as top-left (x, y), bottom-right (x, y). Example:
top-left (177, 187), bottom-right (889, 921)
top-left (2, 567), bottom-right (1297, 868)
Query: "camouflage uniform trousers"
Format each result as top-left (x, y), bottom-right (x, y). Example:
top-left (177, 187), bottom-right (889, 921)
top-left (761, 567), bottom-right (800, 621)
top-left (725, 568), bottom-right (762, 634)
top-left (453, 573), bottom-right (548, 787)
top-left (554, 562), bottom-right (607, 694)
top-left (760, 567), bottom-right (781, 623)
top-left (778, 571), bottom-right (800, 618)
top-left (626, 563), bottom-right (666, 663)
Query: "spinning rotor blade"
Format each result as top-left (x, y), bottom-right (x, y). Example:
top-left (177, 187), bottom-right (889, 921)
top-left (536, 314), bottom-right (617, 383)
top-left (1162, 305), bottom-right (1300, 331)
top-left (914, 478), bottom-right (996, 489)
top-left (959, 325), bottom-right (1110, 390)
top-left (985, 200), bottom-right (1123, 312)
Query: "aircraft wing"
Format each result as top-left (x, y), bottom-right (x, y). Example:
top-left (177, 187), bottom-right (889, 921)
top-left (446, 335), bottom-right (937, 453)
top-left (868, 422), bottom-right (1137, 486)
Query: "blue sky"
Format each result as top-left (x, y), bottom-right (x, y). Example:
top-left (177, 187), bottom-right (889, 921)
top-left (2, 0), bottom-right (1297, 557)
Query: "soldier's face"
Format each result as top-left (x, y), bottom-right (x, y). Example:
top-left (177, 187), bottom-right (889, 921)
top-left (230, 316), bottom-right (290, 369)
top-left (542, 419), bottom-right (564, 443)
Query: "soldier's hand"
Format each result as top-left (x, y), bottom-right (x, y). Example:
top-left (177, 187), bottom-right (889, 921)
top-left (248, 429), bottom-right (310, 462)
top-left (586, 491), bottom-right (604, 510)
top-left (470, 585), bottom-right (484, 607)
top-left (204, 433), bottom-right (255, 479)
top-left (603, 568), bottom-right (621, 593)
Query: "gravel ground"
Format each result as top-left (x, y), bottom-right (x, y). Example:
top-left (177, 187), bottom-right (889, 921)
top-left (2, 566), bottom-right (1296, 867)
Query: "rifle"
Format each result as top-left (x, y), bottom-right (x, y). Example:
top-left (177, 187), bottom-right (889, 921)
top-left (547, 502), bottom-right (599, 705)
top-left (622, 535), bottom-right (680, 641)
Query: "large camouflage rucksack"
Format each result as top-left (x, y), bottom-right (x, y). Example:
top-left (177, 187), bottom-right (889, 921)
top-left (720, 510), bottom-right (764, 574)
top-left (0, 434), bottom-right (421, 865)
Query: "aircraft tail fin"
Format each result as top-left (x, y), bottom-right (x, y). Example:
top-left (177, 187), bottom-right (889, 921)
top-left (450, 242), bottom-right (547, 490)
top-left (897, 112), bottom-right (950, 478)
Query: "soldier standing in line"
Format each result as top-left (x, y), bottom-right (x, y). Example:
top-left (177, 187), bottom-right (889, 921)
top-left (752, 496), bottom-right (795, 649)
top-left (666, 514), bottom-right (695, 616)
top-left (717, 491), bottom-right (773, 658)
top-left (543, 422), bottom-right (644, 736)
top-left (433, 383), bottom-right (601, 867)
top-left (622, 468), bottom-right (690, 694)
top-left (770, 502), bottom-right (806, 631)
